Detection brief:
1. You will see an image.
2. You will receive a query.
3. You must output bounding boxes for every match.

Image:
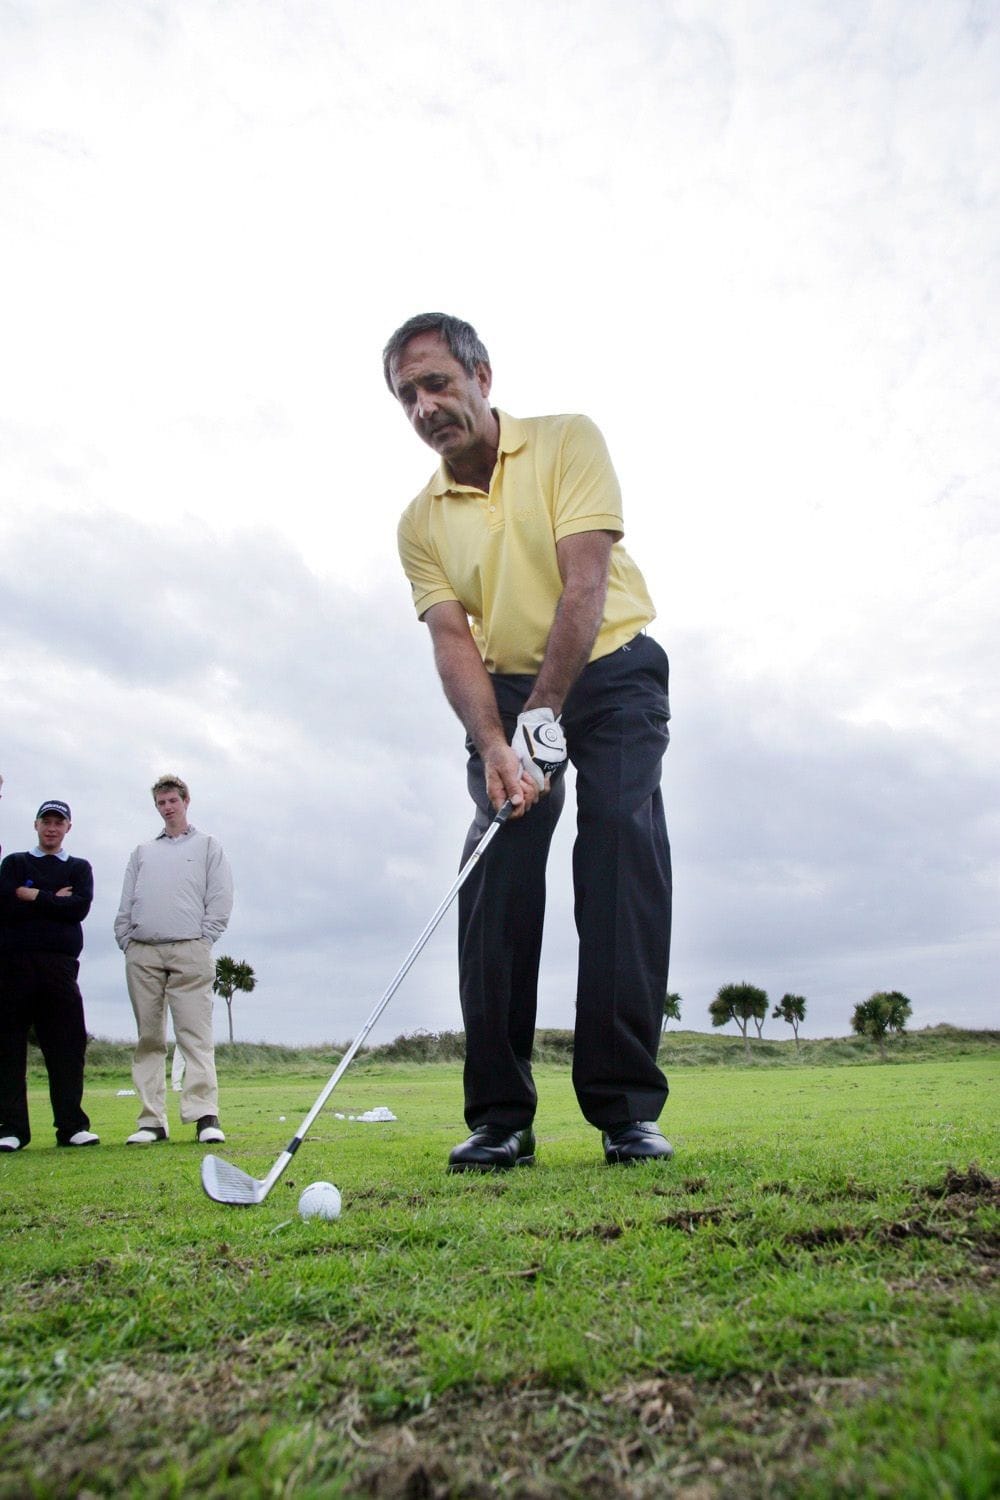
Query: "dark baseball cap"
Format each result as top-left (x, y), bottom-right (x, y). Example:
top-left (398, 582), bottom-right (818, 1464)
top-left (36, 800), bottom-right (71, 821)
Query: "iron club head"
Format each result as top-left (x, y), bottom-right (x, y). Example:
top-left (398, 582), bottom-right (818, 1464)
top-left (201, 1153), bottom-right (268, 1206)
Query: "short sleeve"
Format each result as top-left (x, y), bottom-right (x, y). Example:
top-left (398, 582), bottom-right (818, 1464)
top-left (397, 507), bottom-right (459, 619)
top-left (551, 416), bottom-right (624, 543)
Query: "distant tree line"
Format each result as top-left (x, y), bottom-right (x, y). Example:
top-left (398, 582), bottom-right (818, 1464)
top-left (660, 985), bottom-right (914, 1061)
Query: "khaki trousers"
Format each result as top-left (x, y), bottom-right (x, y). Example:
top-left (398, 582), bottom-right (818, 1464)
top-left (125, 940), bottom-right (218, 1128)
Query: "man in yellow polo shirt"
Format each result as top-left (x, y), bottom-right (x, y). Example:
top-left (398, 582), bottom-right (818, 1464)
top-left (385, 312), bottom-right (673, 1171)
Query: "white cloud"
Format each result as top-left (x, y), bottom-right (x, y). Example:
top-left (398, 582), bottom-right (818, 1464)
top-left (1, 515), bottom-right (994, 1047)
top-left (1, 0), bottom-right (996, 1049)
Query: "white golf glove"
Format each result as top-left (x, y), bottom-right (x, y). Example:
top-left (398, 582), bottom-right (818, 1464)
top-left (512, 708), bottom-right (567, 790)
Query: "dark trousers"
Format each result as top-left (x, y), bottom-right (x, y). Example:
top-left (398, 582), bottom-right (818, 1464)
top-left (457, 632), bottom-right (672, 1131)
top-left (0, 952), bottom-right (91, 1146)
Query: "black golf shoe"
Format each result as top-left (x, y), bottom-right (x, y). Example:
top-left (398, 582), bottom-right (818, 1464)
top-left (448, 1125), bottom-right (536, 1173)
top-left (57, 1131), bottom-right (100, 1147)
top-left (602, 1121), bottom-right (673, 1165)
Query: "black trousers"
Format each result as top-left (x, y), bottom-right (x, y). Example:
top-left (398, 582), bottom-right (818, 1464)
top-left (457, 632), bottom-right (672, 1131)
top-left (0, 952), bottom-right (91, 1146)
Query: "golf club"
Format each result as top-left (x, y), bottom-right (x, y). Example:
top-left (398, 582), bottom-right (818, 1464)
top-left (201, 798), bottom-right (514, 1205)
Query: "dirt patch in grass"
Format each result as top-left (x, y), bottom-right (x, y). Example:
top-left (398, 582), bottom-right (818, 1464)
top-left (351, 1370), bottom-right (885, 1499)
top-left (534, 1207), bottom-right (734, 1238)
top-left (784, 1224), bottom-right (862, 1249)
top-left (780, 1165), bottom-right (1000, 1261)
top-left (14, 1256), bottom-right (120, 1312)
top-left (884, 1166), bottom-right (1000, 1260)
top-left (757, 1178), bottom-right (880, 1203)
top-left (561, 1222), bottom-right (627, 1241)
top-left (4, 1351), bottom-right (886, 1500)
top-left (656, 1208), bottom-right (728, 1232)
top-left (784, 1214), bottom-right (999, 1257)
top-left (923, 1162), bottom-right (999, 1201)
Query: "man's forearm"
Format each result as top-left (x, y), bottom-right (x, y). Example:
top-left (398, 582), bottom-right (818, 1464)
top-left (525, 531), bottom-right (613, 715)
top-left (424, 600), bottom-right (539, 815)
top-left (525, 584), bottom-right (605, 716)
top-left (431, 620), bottom-right (507, 756)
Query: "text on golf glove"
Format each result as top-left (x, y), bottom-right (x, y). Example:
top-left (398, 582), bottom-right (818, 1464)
top-left (512, 709), bottom-right (567, 790)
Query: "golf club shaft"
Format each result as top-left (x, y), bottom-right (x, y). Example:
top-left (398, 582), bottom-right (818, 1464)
top-left (256, 798), bottom-right (514, 1196)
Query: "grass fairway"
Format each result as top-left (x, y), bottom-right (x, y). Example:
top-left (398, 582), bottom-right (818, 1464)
top-left (0, 1039), bottom-right (997, 1497)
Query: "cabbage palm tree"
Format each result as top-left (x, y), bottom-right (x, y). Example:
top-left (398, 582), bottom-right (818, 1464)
top-left (710, 982), bottom-right (768, 1060)
top-left (772, 993), bottom-right (807, 1049)
top-left (213, 957), bottom-right (257, 1043)
top-left (884, 990), bottom-right (912, 1035)
top-left (851, 991), bottom-right (911, 1061)
top-left (662, 992), bottom-right (682, 1030)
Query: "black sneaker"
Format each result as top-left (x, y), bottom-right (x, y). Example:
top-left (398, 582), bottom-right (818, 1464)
top-left (196, 1116), bottom-right (226, 1144)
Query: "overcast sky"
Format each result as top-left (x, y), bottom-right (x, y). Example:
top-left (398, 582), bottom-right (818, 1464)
top-left (1, 0), bottom-right (996, 1048)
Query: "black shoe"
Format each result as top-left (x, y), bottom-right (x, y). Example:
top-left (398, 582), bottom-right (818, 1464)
top-left (448, 1125), bottom-right (536, 1173)
top-left (57, 1131), bottom-right (100, 1148)
top-left (602, 1121), bottom-right (673, 1165)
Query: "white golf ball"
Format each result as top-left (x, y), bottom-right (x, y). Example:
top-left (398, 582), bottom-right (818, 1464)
top-left (298, 1181), bottom-right (342, 1221)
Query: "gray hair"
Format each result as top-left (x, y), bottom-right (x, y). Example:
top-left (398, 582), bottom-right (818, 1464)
top-left (382, 313), bottom-right (491, 394)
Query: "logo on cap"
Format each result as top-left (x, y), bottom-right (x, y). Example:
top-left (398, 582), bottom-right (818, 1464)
top-left (36, 800), bottom-right (72, 821)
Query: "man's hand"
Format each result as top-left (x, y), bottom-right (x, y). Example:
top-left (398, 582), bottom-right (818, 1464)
top-left (512, 708), bottom-right (568, 791)
top-left (484, 742), bottom-right (540, 819)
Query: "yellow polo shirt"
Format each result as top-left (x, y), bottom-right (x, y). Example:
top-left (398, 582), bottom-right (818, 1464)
top-left (397, 411), bottom-right (656, 674)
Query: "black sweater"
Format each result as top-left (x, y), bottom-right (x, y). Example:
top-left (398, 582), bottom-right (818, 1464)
top-left (0, 852), bottom-right (94, 958)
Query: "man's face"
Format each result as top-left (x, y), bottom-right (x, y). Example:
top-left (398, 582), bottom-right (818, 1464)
top-left (35, 814), bottom-right (70, 853)
top-left (389, 333), bottom-right (494, 466)
top-left (155, 788), bottom-right (189, 830)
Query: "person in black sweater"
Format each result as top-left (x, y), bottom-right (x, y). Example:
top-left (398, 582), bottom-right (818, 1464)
top-left (0, 800), bottom-right (99, 1150)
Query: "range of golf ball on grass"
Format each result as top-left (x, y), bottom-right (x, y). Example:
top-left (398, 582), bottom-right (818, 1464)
top-left (298, 1181), bottom-right (342, 1221)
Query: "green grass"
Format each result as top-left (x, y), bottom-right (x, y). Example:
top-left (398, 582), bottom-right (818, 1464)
top-left (1, 1033), bottom-right (997, 1497)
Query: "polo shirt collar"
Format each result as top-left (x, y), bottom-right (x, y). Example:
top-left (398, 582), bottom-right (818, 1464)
top-left (31, 846), bottom-right (69, 860)
top-left (430, 410), bottom-right (527, 497)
